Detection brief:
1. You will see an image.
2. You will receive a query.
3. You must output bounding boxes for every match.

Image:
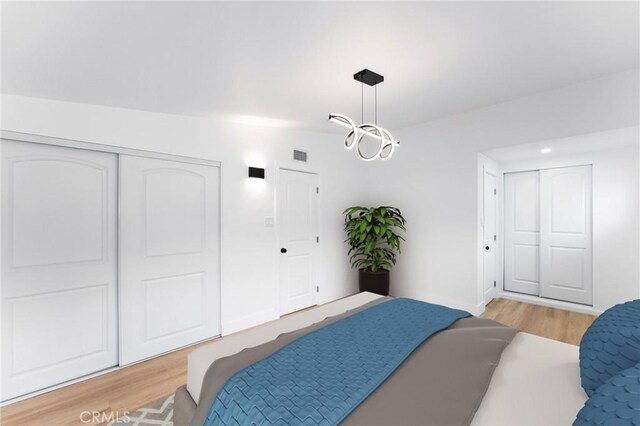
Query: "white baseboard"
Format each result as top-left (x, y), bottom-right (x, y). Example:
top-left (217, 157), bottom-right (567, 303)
top-left (497, 291), bottom-right (603, 316)
top-left (473, 301), bottom-right (486, 317)
top-left (319, 287), bottom-right (359, 306)
top-left (221, 308), bottom-right (279, 336)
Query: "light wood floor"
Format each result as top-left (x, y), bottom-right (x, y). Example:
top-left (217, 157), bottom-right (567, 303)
top-left (480, 298), bottom-right (596, 345)
top-left (0, 338), bottom-right (217, 426)
top-left (1, 298), bottom-right (596, 426)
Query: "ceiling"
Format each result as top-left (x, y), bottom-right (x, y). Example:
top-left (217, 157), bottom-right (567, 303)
top-left (484, 127), bottom-right (639, 164)
top-left (2, 1), bottom-right (638, 133)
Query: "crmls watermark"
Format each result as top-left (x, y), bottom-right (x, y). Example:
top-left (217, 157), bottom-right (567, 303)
top-left (80, 411), bottom-right (131, 424)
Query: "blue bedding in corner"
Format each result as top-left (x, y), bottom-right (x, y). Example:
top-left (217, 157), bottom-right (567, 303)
top-left (203, 297), bottom-right (470, 426)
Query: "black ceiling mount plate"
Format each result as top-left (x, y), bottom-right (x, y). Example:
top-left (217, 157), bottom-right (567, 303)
top-left (353, 69), bottom-right (384, 86)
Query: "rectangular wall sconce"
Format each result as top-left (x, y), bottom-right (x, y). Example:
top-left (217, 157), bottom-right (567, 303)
top-left (248, 167), bottom-right (265, 179)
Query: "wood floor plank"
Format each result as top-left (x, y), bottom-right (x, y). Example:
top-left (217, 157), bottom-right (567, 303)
top-left (0, 338), bottom-right (217, 426)
top-left (480, 298), bottom-right (596, 345)
top-left (0, 298), bottom-right (597, 425)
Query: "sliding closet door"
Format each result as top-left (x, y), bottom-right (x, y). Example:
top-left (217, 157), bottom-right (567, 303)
top-left (504, 171), bottom-right (540, 296)
top-left (1, 140), bottom-right (118, 401)
top-left (540, 166), bottom-right (592, 305)
top-left (119, 155), bottom-right (220, 365)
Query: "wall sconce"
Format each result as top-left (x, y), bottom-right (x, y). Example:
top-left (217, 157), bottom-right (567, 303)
top-left (248, 167), bottom-right (265, 179)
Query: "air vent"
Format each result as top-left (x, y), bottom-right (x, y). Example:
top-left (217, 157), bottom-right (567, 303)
top-left (293, 150), bottom-right (308, 162)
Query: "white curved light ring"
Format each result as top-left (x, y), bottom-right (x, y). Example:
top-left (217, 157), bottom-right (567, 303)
top-left (356, 124), bottom-right (384, 161)
top-left (329, 113), bottom-right (399, 161)
top-left (355, 132), bottom-right (379, 161)
top-left (344, 130), bottom-right (358, 150)
top-left (379, 143), bottom-right (393, 160)
top-left (377, 126), bottom-right (397, 161)
top-left (329, 114), bottom-right (358, 149)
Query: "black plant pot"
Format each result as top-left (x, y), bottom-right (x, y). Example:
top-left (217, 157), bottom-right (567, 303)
top-left (359, 269), bottom-right (390, 296)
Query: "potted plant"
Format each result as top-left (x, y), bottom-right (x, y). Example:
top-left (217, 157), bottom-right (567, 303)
top-left (343, 206), bottom-right (406, 296)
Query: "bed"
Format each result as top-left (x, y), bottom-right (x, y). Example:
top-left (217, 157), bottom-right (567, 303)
top-left (175, 292), bottom-right (587, 425)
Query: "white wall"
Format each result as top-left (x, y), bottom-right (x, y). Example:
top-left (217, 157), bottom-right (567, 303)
top-left (360, 70), bottom-right (639, 314)
top-left (496, 141), bottom-right (640, 312)
top-left (0, 95), bottom-right (366, 334)
top-left (1, 69), bottom-right (638, 322)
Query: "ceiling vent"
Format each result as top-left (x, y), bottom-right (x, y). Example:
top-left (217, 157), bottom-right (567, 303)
top-left (293, 150), bottom-right (308, 162)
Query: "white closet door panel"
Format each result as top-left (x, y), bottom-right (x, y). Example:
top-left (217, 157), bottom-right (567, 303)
top-left (11, 160), bottom-right (105, 267)
top-left (119, 155), bottom-right (220, 365)
top-left (278, 169), bottom-right (318, 315)
top-left (1, 140), bottom-right (118, 401)
top-left (513, 244), bottom-right (540, 283)
top-left (504, 171), bottom-right (540, 296)
top-left (144, 170), bottom-right (205, 257)
top-left (540, 165), bottom-right (592, 305)
top-left (8, 286), bottom-right (109, 374)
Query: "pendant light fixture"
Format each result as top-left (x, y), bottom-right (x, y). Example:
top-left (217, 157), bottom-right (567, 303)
top-left (329, 69), bottom-right (399, 161)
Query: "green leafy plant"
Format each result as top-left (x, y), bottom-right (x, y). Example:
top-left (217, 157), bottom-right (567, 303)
top-left (343, 206), bottom-right (406, 272)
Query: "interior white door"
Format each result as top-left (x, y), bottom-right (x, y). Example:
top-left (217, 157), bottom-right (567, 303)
top-left (504, 171), bottom-right (541, 296)
top-left (119, 155), bottom-right (220, 365)
top-left (482, 169), bottom-right (498, 303)
top-left (278, 169), bottom-right (318, 315)
top-left (1, 140), bottom-right (118, 401)
top-left (540, 165), bottom-right (593, 305)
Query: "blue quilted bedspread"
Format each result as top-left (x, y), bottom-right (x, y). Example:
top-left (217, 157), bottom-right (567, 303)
top-left (203, 298), bottom-right (470, 425)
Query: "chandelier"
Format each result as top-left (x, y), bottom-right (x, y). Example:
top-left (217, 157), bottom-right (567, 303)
top-left (329, 69), bottom-right (399, 161)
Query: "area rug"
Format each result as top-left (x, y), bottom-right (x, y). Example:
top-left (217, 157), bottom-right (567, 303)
top-left (107, 394), bottom-right (174, 425)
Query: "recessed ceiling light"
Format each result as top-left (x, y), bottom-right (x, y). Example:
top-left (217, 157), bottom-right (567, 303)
top-left (541, 148), bottom-right (551, 154)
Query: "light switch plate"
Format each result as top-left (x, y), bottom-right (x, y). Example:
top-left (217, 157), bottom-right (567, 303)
top-left (265, 216), bottom-right (275, 227)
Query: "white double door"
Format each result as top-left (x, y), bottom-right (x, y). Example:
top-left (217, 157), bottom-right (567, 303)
top-left (504, 165), bottom-right (593, 305)
top-left (1, 141), bottom-right (220, 400)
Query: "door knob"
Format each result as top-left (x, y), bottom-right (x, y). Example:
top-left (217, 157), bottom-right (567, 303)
top-left (485, 246), bottom-right (490, 251)
top-left (280, 248), bottom-right (287, 253)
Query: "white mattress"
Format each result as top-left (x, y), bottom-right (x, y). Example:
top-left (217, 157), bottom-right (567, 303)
top-left (186, 293), bottom-right (587, 425)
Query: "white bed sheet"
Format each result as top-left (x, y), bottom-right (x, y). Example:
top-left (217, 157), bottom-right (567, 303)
top-left (186, 293), bottom-right (587, 425)
top-left (472, 331), bottom-right (586, 425)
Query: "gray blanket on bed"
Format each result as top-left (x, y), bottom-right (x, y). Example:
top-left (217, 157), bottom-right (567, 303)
top-left (185, 298), bottom-right (518, 426)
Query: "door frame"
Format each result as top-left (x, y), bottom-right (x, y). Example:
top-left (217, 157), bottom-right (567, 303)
top-left (275, 166), bottom-right (320, 316)
top-left (0, 131), bottom-right (221, 168)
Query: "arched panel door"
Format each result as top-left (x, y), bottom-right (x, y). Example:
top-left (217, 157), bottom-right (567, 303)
top-left (504, 171), bottom-right (541, 296)
top-left (119, 155), bottom-right (220, 365)
top-left (1, 140), bottom-right (118, 401)
top-left (278, 168), bottom-right (319, 316)
top-left (540, 165), bottom-right (592, 305)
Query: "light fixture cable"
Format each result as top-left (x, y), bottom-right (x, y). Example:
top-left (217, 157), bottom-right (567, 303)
top-left (361, 82), bottom-right (364, 124)
top-left (329, 68), bottom-right (399, 161)
top-left (375, 85), bottom-right (378, 126)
